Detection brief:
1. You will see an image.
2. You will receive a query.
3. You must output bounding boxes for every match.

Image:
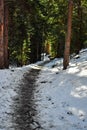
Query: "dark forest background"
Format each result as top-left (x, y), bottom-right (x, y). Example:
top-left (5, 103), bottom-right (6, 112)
top-left (2, 0), bottom-right (87, 67)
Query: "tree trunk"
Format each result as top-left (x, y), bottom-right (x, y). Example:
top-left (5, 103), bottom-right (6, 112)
top-left (0, 0), bottom-right (4, 69)
top-left (30, 34), bottom-right (42, 63)
top-left (75, 0), bottom-right (83, 54)
top-left (4, 3), bottom-right (9, 68)
top-left (63, 0), bottom-right (73, 70)
top-left (30, 35), bottom-right (39, 63)
top-left (56, 41), bottom-right (64, 58)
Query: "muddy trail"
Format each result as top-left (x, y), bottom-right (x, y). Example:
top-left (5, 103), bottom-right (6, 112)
top-left (12, 68), bottom-right (42, 130)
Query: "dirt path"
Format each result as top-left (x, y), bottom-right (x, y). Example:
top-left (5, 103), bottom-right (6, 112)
top-left (12, 68), bottom-right (42, 130)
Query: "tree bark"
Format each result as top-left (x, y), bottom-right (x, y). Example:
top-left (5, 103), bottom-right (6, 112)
top-left (63, 0), bottom-right (73, 70)
top-left (75, 0), bottom-right (83, 54)
top-left (0, 0), bottom-right (4, 68)
top-left (4, 3), bottom-right (9, 68)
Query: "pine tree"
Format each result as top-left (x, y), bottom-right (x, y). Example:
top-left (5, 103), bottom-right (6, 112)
top-left (4, 3), bottom-right (9, 68)
top-left (63, 0), bottom-right (73, 69)
top-left (0, 0), bottom-right (5, 68)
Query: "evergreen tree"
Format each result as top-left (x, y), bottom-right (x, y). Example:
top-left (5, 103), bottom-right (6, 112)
top-left (0, 0), bottom-right (8, 69)
top-left (63, 0), bottom-right (73, 70)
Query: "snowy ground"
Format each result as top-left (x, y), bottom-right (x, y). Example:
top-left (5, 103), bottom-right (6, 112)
top-left (0, 49), bottom-right (87, 130)
top-left (34, 49), bottom-right (87, 130)
top-left (0, 64), bottom-right (32, 129)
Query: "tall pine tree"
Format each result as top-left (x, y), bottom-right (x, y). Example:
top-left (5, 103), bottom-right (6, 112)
top-left (63, 0), bottom-right (73, 69)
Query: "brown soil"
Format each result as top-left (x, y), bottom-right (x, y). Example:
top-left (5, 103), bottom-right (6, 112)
top-left (12, 68), bottom-right (43, 130)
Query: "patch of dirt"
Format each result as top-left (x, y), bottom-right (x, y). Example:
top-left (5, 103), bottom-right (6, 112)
top-left (12, 68), bottom-right (42, 130)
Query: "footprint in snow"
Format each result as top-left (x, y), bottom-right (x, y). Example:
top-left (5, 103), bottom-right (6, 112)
top-left (61, 102), bottom-right (69, 107)
top-left (40, 81), bottom-right (47, 83)
top-left (67, 111), bottom-right (73, 115)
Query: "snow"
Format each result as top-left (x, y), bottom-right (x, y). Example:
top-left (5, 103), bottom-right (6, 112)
top-left (0, 66), bottom-right (31, 129)
top-left (0, 49), bottom-right (87, 130)
top-left (34, 50), bottom-right (87, 130)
